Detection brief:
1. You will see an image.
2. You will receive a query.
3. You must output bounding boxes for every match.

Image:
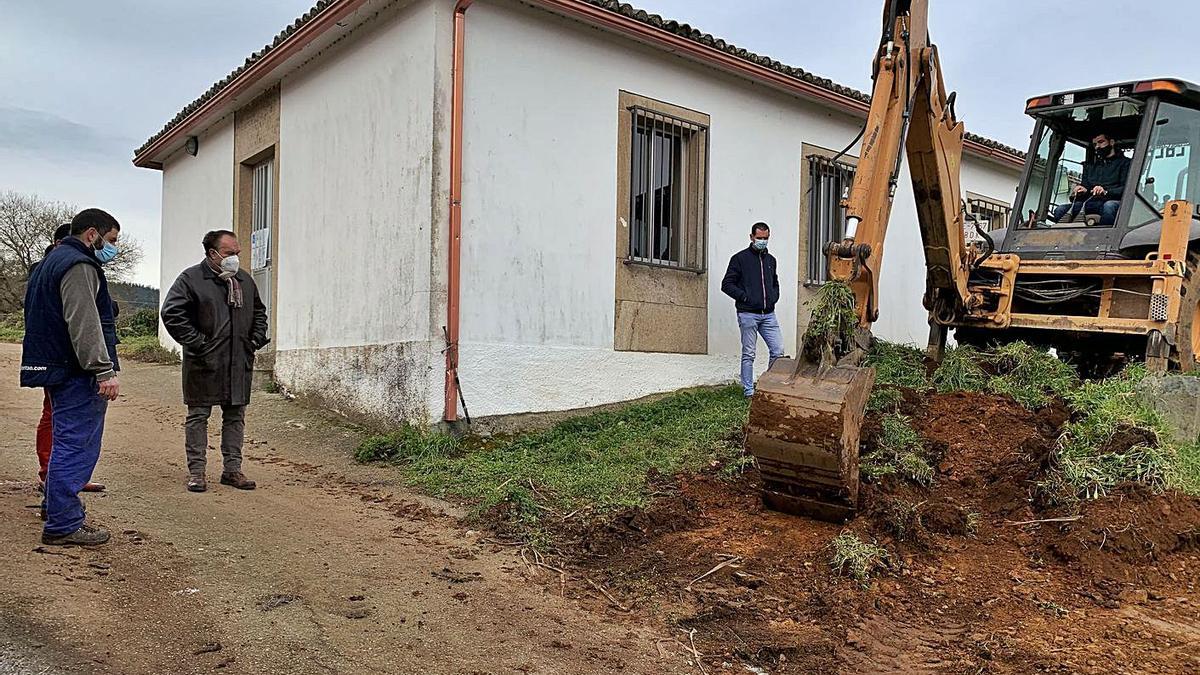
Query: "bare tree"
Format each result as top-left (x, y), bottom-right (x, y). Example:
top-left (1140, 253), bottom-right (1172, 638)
top-left (0, 191), bottom-right (145, 313)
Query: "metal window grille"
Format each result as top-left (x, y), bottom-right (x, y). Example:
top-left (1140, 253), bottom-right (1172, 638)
top-left (966, 195), bottom-right (1013, 232)
top-left (250, 159), bottom-right (273, 271)
top-left (806, 155), bottom-right (855, 285)
top-left (250, 158), bottom-right (273, 319)
top-left (627, 106), bottom-right (708, 272)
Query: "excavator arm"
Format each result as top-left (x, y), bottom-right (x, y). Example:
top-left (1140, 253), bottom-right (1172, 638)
top-left (830, 0), bottom-right (973, 343)
top-left (744, 0), bottom-right (979, 522)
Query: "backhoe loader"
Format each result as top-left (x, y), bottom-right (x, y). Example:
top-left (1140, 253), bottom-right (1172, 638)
top-left (745, 0), bottom-right (1200, 522)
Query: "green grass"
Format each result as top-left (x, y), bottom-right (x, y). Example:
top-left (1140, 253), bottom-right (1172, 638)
top-left (1046, 364), bottom-right (1200, 501)
top-left (864, 340), bottom-right (929, 389)
top-left (117, 334), bottom-right (180, 364)
top-left (0, 314), bottom-right (23, 343)
top-left (932, 345), bottom-right (988, 394)
top-left (356, 387), bottom-right (751, 526)
top-left (862, 413), bottom-right (933, 485)
top-left (986, 342), bottom-right (1077, 409)
top-left (802, 281), bottom-right (858, 360)
top-left (866, 386), bottom-right (904, 414)
top-left (830, 532), bottom-right (889, 584)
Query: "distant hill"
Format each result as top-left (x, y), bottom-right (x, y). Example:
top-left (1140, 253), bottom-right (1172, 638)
top-left (109, 281), bottom-right (159, 315)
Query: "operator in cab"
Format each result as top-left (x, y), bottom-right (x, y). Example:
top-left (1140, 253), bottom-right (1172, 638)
top-left (1048, 132), bottom-right (1131, 226)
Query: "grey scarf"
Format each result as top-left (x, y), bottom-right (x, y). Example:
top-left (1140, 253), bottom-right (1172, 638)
top-left (208, 259), bottom-right (243, 308)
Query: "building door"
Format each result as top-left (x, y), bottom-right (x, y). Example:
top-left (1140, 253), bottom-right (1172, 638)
top-left (250, 158), bottom-right (274, 326)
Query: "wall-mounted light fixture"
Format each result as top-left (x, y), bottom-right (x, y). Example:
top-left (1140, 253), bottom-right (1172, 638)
top-left (185, 136), bottom-right (199, 156)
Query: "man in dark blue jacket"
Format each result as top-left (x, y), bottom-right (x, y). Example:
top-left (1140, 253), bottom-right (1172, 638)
top-left (1050, 133), bottom-right (1131, 226)
top-left (21, 208), bottom-right (123, 546)
top-left (721, 222), bottom-right (783, 397)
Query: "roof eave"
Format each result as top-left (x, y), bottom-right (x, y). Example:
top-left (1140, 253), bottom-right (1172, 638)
top-left (134, 0), bottom-right (1025, 171)
top-left (132, 0), bottom-right (372, 170)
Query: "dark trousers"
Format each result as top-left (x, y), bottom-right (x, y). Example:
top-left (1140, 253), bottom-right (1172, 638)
top-left (44, 375), bottom-right (107, 536)
top-left (1051, 196), bottom-right (1121, 225)
top-left (185, 405), bottom-right (246, 475)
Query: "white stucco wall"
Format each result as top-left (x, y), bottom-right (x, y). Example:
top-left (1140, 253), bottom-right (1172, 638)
top-left (456, 3), bottom-right (1021, 417)
top-left (157, 116), bottom-right (235, 353)
top-left (273, 0), bottom-right (442, 424)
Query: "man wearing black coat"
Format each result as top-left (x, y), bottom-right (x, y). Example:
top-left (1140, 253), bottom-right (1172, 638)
top-left (161, 230), bottom-right (269, 492)
top-left (721, 222), bottom-right (783, 398)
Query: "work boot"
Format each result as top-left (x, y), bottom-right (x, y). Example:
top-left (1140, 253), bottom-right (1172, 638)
top-left (41, 523), bottom-right (110, 547)
top-left (220, 472), bottom-right (256, 490)
top-left (81, 482), bottom-right (106, 493)
top-left (187, 475), bottom-right (207, 493)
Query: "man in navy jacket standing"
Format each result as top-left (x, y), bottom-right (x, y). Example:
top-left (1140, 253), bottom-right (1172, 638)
top-left (21, 209), bottom-right (123, 546)
top-left (721, 222), bottom-right (783, 398)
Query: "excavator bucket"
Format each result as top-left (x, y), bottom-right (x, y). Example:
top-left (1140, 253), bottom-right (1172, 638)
top-left (745, 358), bottom-right (875, 522)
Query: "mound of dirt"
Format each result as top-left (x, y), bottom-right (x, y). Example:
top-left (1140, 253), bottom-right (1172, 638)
top-left (523, 391), bottom-right (1200, 673)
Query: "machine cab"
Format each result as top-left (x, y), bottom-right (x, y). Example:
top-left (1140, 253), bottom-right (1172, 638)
top-left (999, 79), bottom-right (1200, 260)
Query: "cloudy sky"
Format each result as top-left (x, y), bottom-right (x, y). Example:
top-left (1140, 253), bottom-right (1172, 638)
top-left (4, 0), bottom-right (1198, 288)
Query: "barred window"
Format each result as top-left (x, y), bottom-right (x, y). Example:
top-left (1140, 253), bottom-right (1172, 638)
top-left (250, 158), bottom-right (273, 317)
top-left (965, 192), bottom-right (1013, 243)
top-left (806, 154), bottom-right (855, 285)
top-left (627, 106), bottom-right (708, 272)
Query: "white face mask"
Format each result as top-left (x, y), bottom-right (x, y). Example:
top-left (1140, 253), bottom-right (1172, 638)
top-left (218, 254), bottom-right (240, 274)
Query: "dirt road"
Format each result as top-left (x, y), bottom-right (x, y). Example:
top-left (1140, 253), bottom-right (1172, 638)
top-left (0, 344), bottom-right (681, 675)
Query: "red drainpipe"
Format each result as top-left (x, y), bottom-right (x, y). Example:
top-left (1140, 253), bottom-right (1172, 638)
top-left (445, 0), bottom-right (474, 422)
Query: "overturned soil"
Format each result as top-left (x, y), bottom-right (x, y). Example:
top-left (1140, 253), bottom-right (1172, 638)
top-left (528, 390), bottom-right (1200, 674)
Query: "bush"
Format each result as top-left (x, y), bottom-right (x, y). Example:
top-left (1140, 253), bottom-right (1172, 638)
top-left (0, 314), bottom-right (22, 343)
top-left (119, 308), bottom-right (159, 338)
top-left (117, 334), bottom-right (179, 364)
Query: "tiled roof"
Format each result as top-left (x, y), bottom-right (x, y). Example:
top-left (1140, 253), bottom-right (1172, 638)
top-left (135, 0), bottom-right (1025, 161)
top-left (134, 0), bottom-right (339, 158)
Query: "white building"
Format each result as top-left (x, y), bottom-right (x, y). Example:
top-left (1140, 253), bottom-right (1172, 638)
top-left (136, 0), bottom-right (1024, 426)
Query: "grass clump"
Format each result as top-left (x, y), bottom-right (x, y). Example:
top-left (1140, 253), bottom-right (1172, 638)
top-left (865, 340), bottom-right (929, 389)
top-left (932, 345), bottom-right (987, 393)
top-left (355, 424), bottom-right (460, 464)
top-left (1048, 364), bottom-right (1184, 501)
top-left (802, 281), bottom-right (858, 361)
top-left (830, 532), bottom-right (889, 584)
top-left (862, 413), bottom-right (933, 485)
top-left (117, 334), bottom-right (180, 364)
top-left (357, 387), bottom-right (750, 527)
top-left (987, 341), bottom-right (1076, 409)
top-left (866, 386), bottom-right (904, 414)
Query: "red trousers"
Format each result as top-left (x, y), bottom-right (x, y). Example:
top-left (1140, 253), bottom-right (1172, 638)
top-left (36, 392), bottom-right (53, 482)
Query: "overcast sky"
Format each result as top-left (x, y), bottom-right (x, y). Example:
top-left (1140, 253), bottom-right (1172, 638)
top-left (4, 0), bottom-right (1198, 288)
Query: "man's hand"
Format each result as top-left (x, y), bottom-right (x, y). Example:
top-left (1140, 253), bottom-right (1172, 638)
top-left (1092, 185), bottom-right (1107, 196)
top-left (1073, 185), bottom-right (1087, 196)
top-left (98, 377), bottom-right (120, 401)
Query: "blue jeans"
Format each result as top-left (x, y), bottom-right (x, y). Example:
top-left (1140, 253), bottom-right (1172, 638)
top-left (738, 311), bottom-right (784, 397)
top-left (43, 374), bottom-right (108, 537)
top-left (1051, 197), bottom-right (1120, 225)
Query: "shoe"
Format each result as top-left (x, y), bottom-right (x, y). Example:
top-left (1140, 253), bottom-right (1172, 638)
top-left (187, 475), bottom-right (207, 493)
top-left (41, 523), bottom-right (110, 546)
top-left (220, 472), bottom-right (256, 490)
top-left (82, 482), bottom-right (106, 492)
